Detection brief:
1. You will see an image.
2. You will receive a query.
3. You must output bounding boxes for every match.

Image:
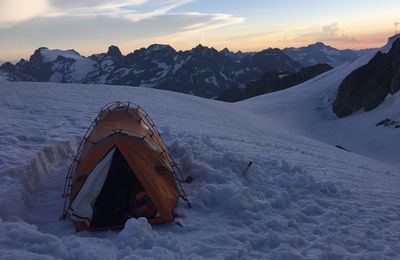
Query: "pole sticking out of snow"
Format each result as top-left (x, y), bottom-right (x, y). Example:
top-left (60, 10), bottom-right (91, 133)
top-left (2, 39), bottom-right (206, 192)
top-left (241, 161), bottom-right (253, 177)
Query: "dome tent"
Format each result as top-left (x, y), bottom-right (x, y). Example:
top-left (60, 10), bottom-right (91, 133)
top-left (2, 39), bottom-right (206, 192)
top-left (62, 101), bottom-right (189, 231)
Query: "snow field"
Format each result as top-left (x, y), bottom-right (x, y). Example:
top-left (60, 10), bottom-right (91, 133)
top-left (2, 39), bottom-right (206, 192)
top-left (1, 118), bottom-right (398, 259)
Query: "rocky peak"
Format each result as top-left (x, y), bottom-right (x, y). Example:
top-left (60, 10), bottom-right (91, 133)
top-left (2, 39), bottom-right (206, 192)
top-left (147, 44), bottom-right (174, 52)
top-left (0, 62), bottom-right (17, 72)
top-left (191, 44), bottom-right (219, 57)
top-left (308, 42), bottom-right (328, 49)
top-left (259, 48), bottom-right (285, 55)
top-left (106, 45), bottom-right (123, 60)
top-left (221, 47), bottom-right (231, 55)
top-left (29, 47), bottom-right (48, 63)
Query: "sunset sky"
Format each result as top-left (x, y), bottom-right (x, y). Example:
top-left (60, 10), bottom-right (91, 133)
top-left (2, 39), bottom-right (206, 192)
top-left (1, 0), bottom-right (399, 61)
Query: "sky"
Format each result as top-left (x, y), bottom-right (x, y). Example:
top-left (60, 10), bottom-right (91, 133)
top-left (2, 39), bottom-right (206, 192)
top-left (0, 0), bottom-right (399, 61)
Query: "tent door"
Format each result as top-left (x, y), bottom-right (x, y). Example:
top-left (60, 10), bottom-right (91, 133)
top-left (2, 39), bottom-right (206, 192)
top-left (90, 148), bottom-right (145, 229)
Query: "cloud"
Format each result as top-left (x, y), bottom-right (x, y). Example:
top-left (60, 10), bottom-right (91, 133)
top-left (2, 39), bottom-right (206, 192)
top-left (47, 0), bottom-right (196, 22)
top-left (0, 0), bottom-right (195, 24)
top-left (295, 23), bottom-right (358, 43)
top-left (181, 12), bottom-right (244, 32)
top-left (0, 12), bottom-right (243, 54)
top-left (0, 0), bottom-right (49, 26)
top-left (0, 0), bottom-right (245, 59)
top-left (48, 0), bottom-right (145, 8)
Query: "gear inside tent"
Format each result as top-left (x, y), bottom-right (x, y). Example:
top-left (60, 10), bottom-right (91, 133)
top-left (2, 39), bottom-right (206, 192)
top-left (62, 101), bottom-right (189, 231)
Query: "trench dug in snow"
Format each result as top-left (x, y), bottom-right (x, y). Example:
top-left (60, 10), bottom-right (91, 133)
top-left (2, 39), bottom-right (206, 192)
top-left (2, 127), bottom-right (399, 259)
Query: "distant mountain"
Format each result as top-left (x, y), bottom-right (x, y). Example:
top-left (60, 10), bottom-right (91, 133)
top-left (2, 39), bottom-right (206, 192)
top-left (1, 42), bottom-right (375, 98)
top-left (0, 45), bottom-right (301, 98)
top-left (0, 62), bottom-right (35, 81)
top-left (333, 37), bottom-right (400, 117)
top-left (284, 42), bottom-right (376, 67)
top-left (217, 63), bottom-right (333, 102)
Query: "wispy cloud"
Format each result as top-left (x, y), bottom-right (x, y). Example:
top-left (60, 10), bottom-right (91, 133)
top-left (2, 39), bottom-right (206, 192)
top-left (181, 12), bottom-right (244, 32)
top-left (48, 0), bottom-right (196, 22)
top-left (0, 0), bottom-right (196, 25)
top-left (295, 23), bottom-right (358, 43)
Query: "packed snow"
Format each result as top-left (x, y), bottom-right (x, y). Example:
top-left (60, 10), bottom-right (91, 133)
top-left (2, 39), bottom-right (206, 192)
top-left (0, 37), bottom-right (399, 259)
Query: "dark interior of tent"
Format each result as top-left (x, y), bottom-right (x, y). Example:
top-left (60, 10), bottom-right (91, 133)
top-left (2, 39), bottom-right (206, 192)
top-left (90, 148), bottom-right (146, 229)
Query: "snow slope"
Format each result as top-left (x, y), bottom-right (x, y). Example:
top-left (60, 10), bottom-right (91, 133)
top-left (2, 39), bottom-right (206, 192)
top-left (238, 36), bottom-right (400, 167)
top-left (0, 78), bottom-right (399, 259)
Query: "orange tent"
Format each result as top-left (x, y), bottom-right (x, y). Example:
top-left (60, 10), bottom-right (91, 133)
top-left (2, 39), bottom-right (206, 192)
top-left (62, 102), bottom-right (189, 231)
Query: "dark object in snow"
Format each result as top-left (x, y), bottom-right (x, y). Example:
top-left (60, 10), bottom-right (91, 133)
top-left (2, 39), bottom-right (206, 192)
top-left (376, 118), bottom-right (400, 128)
top-left (62, 101), bottom-right (190, 231)
top-left (335, 145), bottom-right (351, 152)
top-left (185, 176), bottom-right (194, 183)
top-left (241, 161), bottom-right (253, 177)
top-left (333, 37), bottom-right (400, 117)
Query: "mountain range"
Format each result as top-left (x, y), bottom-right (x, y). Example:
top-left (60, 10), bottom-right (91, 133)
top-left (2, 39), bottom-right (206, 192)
top-left (217, 63), bottom-right (333, 102)
top-left (283, 42), bottom-right (374, 67)
top-left (0, 42), bottom-right (370, 98)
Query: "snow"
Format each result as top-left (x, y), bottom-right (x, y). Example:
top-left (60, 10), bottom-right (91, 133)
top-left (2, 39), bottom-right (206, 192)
top-left (49, 72), bottom-right (63, 82)
top-left (238, 37), bottom-right (400, 166)
top-left (70, 59), bottom-right (96, 81)
top-left (205, 76), bottom-right (219, 87)
top-left (0, 72), bottom-right (7, 81)
top-left (147, 44), bottom-right (170, 53)
top-left (155, 61), bottom-right (169, 70)
top-left (40, 49), bottom-right (85, 63)
top-left (0, 36), bottom-right (399, 259)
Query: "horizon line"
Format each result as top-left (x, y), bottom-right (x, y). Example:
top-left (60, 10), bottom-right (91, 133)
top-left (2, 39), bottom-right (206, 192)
top-left (0, 40), bottom-right (385, 63)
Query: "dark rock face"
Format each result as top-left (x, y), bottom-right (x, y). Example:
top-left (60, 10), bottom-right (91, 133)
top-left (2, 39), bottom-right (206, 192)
top-left (0, 62), bottom-right (34, 81)
top-left (332, 38), bottom-right (400, 118)
top-left (217, 63), bottom-right (333, 102)
top-left (106, 45), bottom-right (123, 60)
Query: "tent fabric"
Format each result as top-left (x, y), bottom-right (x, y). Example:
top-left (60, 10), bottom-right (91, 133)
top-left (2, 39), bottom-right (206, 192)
top-left (70, 148), bottom-right (116, 222)
top-left (65, 102), bottom-right (181, 231)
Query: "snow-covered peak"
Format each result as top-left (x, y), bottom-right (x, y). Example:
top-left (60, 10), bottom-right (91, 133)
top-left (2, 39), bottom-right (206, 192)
top-left (284, 42), bottom-right (360, 67)
top-left (39, 48), bottom-right (85, 62)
